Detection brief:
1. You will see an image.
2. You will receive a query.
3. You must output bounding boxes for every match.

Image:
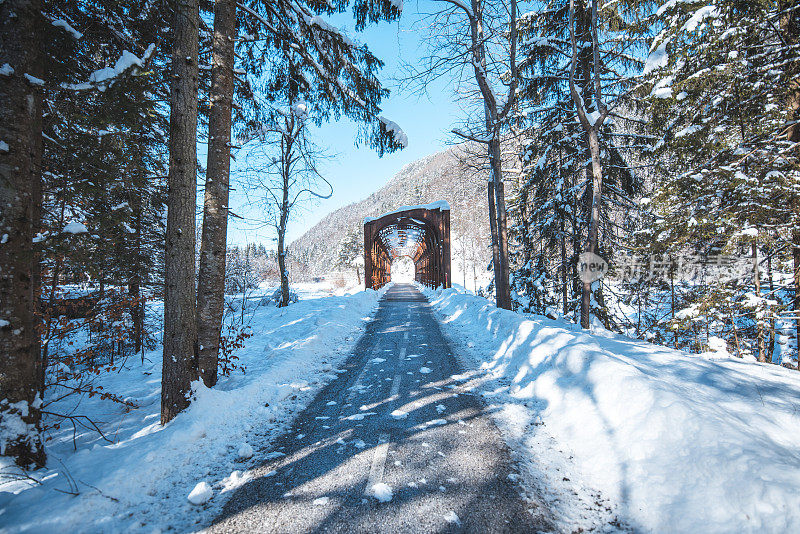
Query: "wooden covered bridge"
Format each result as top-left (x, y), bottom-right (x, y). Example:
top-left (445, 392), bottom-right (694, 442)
top-left (363, 202), bottom-right (451, 290)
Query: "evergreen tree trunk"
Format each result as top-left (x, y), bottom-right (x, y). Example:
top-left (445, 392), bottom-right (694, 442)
top-left (560, 152), bottom-right (569, 316)
top-left (196, 0), bottom-right (236, 387)
top-left (129, 278), bottom-right (142, 352)
top-left (572, 177), bottom-right (581, 310)
top-left (671, 262), bottom-right (677, 347)
top-left (0, 0), bottom-right (46, 468)
top-left (580, 127), bottom-right (603, 329)
top-left (131, 191), bottom-right (144, 356)
top-left (794, 230), bottom-right (800, 370)
top-left (767, 246), bottom-right (776, 362)
top-left (162, 0), bottom-right (200, 423)
top-left (790, 77), bottom-right (800, 371)
top-left (753, 242), bottom-right (766, 362)
top-left (780, 0), bottom-right (800, 369)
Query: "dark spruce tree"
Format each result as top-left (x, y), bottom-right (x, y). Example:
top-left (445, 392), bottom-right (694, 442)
top-left (511, 0), bottom-right (651, 327)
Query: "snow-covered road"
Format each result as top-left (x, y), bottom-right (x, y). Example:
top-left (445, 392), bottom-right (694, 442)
top-left (209, 284), bottom-right (553, 533)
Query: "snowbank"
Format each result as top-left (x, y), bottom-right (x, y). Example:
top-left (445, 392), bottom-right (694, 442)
top-left (0, 288), bottom-right (382, 533)
top-left (425, 286), bottom-right (800, 533)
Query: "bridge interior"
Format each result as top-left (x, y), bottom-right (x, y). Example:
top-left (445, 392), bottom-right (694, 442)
top-left (363, 205), bottom-right (451, 290)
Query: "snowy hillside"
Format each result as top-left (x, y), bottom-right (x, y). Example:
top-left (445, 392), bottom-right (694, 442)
top-left (0, 288), bottom-right (383, 533)
top-left (425, 286), bottom-right (800, 533)
top-left (290, 144), bottom-right (492, 286)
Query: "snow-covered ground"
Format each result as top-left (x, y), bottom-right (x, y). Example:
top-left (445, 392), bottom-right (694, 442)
top-left (6, 281), bottom-right (798, 533)
top-left (424, 285), bottom-right (800, 533)
top-left (0, 286), bottom-right (382, 533)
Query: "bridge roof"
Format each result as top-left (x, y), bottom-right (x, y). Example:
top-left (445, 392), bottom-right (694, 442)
top-left (362, 201), bottom-right (450, 225)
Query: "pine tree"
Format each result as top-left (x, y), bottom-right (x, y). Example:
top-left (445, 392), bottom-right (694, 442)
top-left (0, 0), bottom-right (47, 468)
top-left (644, 0), bottom-right (800, 361)
top-left (511, 0), bottom-right (650, 325)
top-left (0, 0), bottom-right (174, 449)
top-left (237, 0), bottom-right (405, 152)
top-left (162, 0), bottom-right (201, 424)
top-left (195, 0), bottom-right (406, 386)
top-left (197, 0), bottom-right (237, 388)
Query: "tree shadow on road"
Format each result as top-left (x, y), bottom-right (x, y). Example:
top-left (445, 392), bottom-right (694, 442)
top-left (209, 289), bottom-right (556, 533)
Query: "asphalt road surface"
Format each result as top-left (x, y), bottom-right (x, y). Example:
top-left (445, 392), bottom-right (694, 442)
top-left (209, 284), bottom-right (552, 533)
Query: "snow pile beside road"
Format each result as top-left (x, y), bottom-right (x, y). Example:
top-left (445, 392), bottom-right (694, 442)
top-left (0, 288), bottom-right (382, 533)
top-left (426, 287), bottom-right (800, 533)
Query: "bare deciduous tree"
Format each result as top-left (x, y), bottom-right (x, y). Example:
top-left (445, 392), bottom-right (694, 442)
top-left (241, 102), bottom-right (331, 307)
top-left (406, 0), bottom-right (521, 309)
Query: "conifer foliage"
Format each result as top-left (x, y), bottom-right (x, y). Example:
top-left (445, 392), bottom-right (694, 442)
top-left (1, 0), bottom-right (170, 467)
top-left (0, 0), bottom-right (406, 465)
top-left (508, 0), bottom-right (800, 364)
top-left (511, 0), bottom-right (651, 325)
top-left (641, 0), bottom-right (800, 362)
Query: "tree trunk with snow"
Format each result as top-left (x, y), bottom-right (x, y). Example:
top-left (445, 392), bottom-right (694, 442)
top-left (465, 0), bottom-right (515, 310)
top-left (487, 180), bottom-right (501, 297)
top-left (197, 0), bottom-right (236, 388)
top-left (277, 136), bottom-right (292, 308)
top-left (559, 148), bottom-right (569, 316)
top-left (752, 242), bottom-right (766, 363)
top-left (767, 245), bottom-right (776, 362)
top-left (561, 214), bottom-right (568, 315)
top-left (793, 230), bottom-right (800, 370)
top-left (0, 0), bottom-right (46, 468)
top-left (782, 0), bottom-right (800, 369)
top-left (162, 0), bottom-right (200, 423)
top-left (130, 188), bottom-right (144, 356)
top-left (580, 127), bottom-right (603, 329)
top-left (489, 134), bottom-right (512, 309)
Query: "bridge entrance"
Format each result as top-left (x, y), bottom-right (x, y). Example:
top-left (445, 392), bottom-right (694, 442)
top-left (363, 202), bottom-right (451, 290)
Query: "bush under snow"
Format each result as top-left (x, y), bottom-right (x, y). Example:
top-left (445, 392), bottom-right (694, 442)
top-left (262, 287), bottom-right (300, 307)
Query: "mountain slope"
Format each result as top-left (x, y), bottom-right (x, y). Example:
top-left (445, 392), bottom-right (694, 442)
top-left (290, 145), bottom-right (493, 283)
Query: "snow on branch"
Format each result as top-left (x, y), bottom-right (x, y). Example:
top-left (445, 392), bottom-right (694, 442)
top-left (61, 45), bottom-right (155, 91)
top-left (51, 19), bottom-right (83, 39)
top-left (643, 39), bottom-right (669, 75)
top-left (378, 116), bottom-right (408, 148)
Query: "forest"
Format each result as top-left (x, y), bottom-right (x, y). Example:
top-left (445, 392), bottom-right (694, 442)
top-left (1, 0), bottom-right (798, 519)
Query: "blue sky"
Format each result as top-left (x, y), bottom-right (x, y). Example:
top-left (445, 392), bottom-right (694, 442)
top-left (225, 6), bottom-right (463, 248)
